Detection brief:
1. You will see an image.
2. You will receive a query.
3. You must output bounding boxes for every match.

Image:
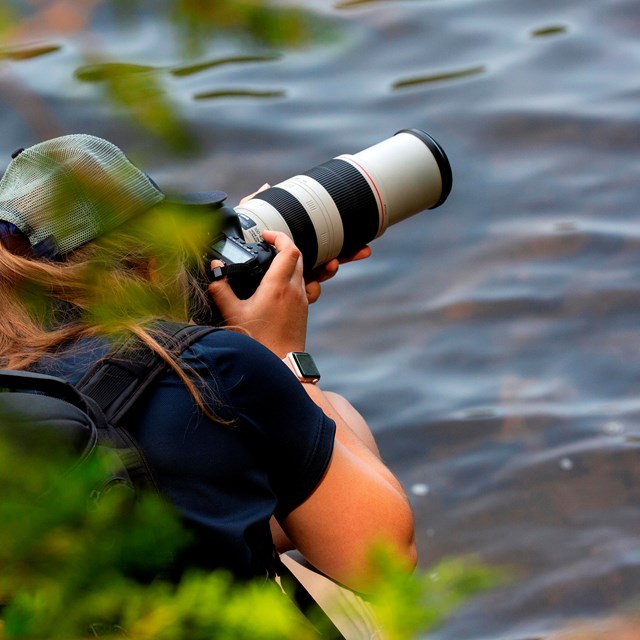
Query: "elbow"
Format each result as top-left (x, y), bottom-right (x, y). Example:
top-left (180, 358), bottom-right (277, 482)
top-left (362, 502), bottom-right (418, 584)
top-left (403, 531), bottom-right (419, 570)
top-left (408, 535), bottom-right (419, 569)
top-left (350, 525), bottom-right (417, 592)
top-left (404, 503), bottom-right (418, 569)
top-left (383, 488), bottom-right (418, 570)
top-left (389, 510), bottom-right (418, 571)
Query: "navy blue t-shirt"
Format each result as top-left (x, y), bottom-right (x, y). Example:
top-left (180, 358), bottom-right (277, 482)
top-left (35, 329), bottom-right (336, 579)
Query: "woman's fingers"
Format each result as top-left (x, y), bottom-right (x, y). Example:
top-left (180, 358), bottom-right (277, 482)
top-left (239, 183), bottom-right (270, 205)
top-left (345, 246), bottom-right (372, 262)
top-left (305, 281), bottom-right (322, 304)
top-left (260, 230), bottom-right (304, 286)
top-left (306, 245), bottom-right (372, 289)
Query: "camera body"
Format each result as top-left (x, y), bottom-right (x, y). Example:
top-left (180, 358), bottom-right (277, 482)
top-left (206, 204), bottom-right (276, 299)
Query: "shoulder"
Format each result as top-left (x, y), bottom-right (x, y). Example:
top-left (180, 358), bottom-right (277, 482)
top-left (185, 330), bottom-right (337, 518)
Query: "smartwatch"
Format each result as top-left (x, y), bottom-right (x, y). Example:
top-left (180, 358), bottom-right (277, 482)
top-left (283, 352), bottom-right (321, 384)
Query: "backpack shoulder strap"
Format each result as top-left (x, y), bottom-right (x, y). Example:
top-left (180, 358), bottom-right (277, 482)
top-left (76, 321), bottom-right (219, 425)
top-left (75, 322), bottom-right (220, 494)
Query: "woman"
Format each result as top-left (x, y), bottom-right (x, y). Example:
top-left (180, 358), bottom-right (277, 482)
top-left (0, 134), bottom-right (416, 591)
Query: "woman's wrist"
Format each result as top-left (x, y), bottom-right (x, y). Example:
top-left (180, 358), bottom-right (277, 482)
top-left (281, 352), bottom-right (321, 384)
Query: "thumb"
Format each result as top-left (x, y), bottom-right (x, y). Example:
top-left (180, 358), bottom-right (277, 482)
top-left (207, 261), bottom-right (240, 320)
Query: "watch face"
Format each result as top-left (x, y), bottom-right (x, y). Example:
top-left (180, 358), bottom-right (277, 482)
top-left (291, 352), bottom-right (320, 381)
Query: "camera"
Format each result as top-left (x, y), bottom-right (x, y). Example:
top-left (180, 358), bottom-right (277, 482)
top-left (206, 128), bottom-right (452, 299)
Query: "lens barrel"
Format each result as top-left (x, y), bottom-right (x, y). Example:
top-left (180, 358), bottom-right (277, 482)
top-left (234, 129), bottom-right (452, 270)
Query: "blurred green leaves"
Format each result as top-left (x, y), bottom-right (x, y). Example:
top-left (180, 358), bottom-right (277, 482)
top-left (0, 0), bottom-right (330, 151)
top-left (0, 44), bottom-right (62, 61)
top-left (75, 62), bottom-right (194, 153)
top-left (365, 546), bottom-right (509, 640)
top-left (0, 429), bottom-right (505, 639)
top-left (0, 433), bottom-right (187, 637)
top-left (82, 201), bottom-right (219, 332)
top-left (165, 0), bottom-right (315, 53)
top-left (0, 431), bottom-right (309, 640)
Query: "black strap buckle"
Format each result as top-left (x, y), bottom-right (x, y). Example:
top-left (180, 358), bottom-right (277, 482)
top-left (210, 263), bottom-right (253, 281)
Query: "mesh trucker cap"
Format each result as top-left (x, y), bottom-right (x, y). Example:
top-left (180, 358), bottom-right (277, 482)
top-left (0, 134), bottom-right (226, 258)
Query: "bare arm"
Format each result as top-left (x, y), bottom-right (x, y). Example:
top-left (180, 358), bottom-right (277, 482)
top-left (208, 230), bottom-right (416, 590)
top-left (280, 383), bottom-right (416, 591)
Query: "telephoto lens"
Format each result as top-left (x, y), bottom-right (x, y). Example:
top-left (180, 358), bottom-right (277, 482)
top-left (233, 129), bottom-right (452, 270)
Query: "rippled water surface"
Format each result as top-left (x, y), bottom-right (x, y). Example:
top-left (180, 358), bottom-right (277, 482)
top-left (2, 1), bottom-right (640, 637)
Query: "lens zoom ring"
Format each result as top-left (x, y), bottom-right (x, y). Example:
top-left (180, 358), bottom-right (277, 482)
top-left (304, 159), bottom-right (379, 257)
top-left (255, 187), bottom-right (318, 269)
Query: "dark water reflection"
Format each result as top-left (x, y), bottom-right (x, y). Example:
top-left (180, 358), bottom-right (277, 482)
top-left (1, 0), bottom-right (640, 637)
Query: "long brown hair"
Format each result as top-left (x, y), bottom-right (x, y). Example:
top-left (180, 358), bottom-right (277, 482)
top-left (0, 203), bottom-right (225, 419)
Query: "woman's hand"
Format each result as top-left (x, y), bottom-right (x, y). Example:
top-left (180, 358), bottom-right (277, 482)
top-left (304, 246), bottom-right (372, 304)
top-left (207, 230), bottom-right (308, 358)
top-left (239, 183), bottom-right (270, 204)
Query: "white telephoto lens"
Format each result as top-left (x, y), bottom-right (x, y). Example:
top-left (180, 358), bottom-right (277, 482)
top-left (234, 128), bottom-right (452, 270)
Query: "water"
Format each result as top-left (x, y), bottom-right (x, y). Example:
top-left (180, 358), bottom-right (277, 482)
top-left (2, 1), bottom-right (640, 637)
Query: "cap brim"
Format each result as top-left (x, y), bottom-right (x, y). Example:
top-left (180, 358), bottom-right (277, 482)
top-left (162, 191), bottom-right (228, 206)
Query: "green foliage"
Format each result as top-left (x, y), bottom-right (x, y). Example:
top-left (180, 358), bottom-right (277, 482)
top-left (0, 0), bottom-right (333, 150)
top-left (166, 0), bottom-right (315, 55)
top-left (0, 434), bottom-right (184, 636)
top-left (79, 202), bottom-right (218, 332)
top-left (365, 546), bottom-right (509, 640)
top-left (0, 428), bottom-right (505, 639)
top-left (77, 61), bottom-right (194, 154)
top-left (0, 433), bottom-right (314, 639)
top-left (0, 3), bottom-right (18, 38)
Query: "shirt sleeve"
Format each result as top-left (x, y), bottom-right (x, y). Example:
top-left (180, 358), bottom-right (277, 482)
top-left (185, 330), bottom-right (336, 519)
